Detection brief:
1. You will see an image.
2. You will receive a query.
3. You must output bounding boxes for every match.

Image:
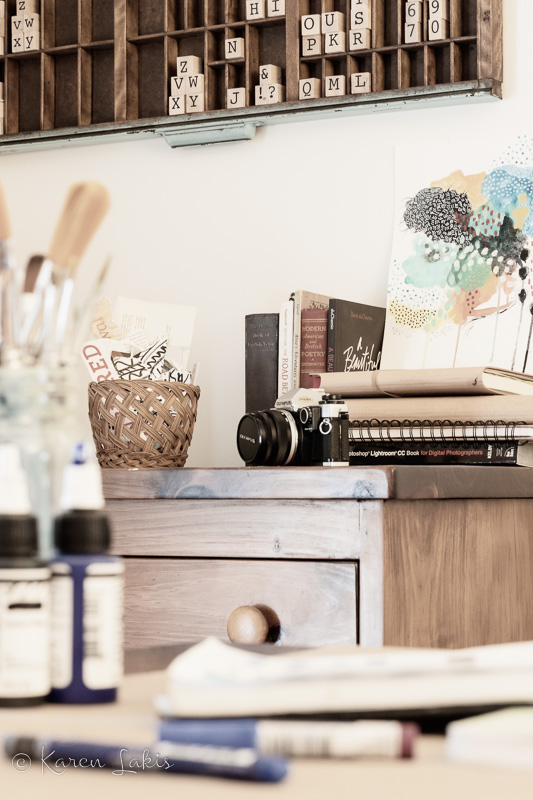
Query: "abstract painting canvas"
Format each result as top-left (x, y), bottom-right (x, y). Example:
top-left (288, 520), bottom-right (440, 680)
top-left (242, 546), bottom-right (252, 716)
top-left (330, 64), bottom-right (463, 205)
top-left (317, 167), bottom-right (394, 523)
top-left (381, 135), bottom-right (533, 373)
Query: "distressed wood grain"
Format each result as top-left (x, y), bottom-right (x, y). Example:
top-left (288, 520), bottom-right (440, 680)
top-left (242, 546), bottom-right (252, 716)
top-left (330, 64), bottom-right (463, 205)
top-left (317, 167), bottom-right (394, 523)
top-left (103, 466), bottom-right (392, 500)
top-left (383, 498), bottom-right (533, 648)
top-left (123, 558), bottom-right (357, 649)
top-left (107, 498), bottom-right (362, 559)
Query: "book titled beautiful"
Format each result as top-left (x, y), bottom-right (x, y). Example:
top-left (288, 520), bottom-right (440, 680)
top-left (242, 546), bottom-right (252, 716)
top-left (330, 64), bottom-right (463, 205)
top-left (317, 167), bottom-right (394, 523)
top-left (327, 299), bottom-right (386, 373)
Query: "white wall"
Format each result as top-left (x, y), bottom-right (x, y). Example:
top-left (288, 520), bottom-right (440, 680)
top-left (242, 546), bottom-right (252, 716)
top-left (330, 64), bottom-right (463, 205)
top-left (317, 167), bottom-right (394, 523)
top-left (0, 0), bottom-right (524, 466)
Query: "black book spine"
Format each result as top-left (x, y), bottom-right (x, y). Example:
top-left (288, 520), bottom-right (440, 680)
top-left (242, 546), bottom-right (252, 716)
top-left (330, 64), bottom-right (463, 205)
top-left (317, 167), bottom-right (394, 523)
top-left (349, 441), bottom-right (520, 466)
top-left (245, 313), bottom-right (279, 413)
top-left (326, 301), bottom-right (336, 373)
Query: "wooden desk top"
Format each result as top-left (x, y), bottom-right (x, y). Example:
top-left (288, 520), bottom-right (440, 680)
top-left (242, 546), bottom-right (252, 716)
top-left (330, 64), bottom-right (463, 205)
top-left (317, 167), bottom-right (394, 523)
top-left (1, 671), bottom-right (531, 800)
top-left (102, 465), bottom-right (533, 501)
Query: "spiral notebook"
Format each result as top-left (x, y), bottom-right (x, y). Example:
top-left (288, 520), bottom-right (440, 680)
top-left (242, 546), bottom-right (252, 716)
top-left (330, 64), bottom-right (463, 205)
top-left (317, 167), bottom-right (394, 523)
top-left (343, 394), bottom-right (533, 432)
top-left (348, 421), bottom-right (533, 443)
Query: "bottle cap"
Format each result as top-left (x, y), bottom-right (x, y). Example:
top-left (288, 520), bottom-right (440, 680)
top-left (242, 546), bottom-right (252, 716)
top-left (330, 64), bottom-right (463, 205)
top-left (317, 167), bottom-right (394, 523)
top-left (55, 510), bottom-right (111, 554)
top-left (55, 442), bottom-right (111, 554)
top-left (0, 514), bottom-right (39, 557)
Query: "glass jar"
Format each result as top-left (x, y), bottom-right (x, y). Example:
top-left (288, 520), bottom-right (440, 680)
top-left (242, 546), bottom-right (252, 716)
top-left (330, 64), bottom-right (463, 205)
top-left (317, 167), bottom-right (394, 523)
top-left (0, 361), bottom-right (80, 557)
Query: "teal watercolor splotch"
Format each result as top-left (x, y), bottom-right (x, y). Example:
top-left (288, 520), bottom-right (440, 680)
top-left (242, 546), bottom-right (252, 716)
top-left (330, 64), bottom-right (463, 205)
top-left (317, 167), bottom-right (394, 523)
top-left (402, 234), bottom-right (459, 289)
top-left (482, 166), bottom-right (533, 236)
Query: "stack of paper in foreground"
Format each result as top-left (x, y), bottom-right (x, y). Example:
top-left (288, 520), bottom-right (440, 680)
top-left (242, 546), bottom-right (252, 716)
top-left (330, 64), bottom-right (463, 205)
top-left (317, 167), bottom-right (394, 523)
top-left (155, 638), bottom-right (533, 767)
top-left (310, 366), bottom-right (533, 466)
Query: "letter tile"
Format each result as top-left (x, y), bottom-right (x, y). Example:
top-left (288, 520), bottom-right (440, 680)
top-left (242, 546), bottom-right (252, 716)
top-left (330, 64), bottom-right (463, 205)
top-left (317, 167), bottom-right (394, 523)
top-left (302, 35), bottom-right (322, 56)
top-left (267, 0), bottom-right (285, 16)
top-left (324, 31), bottom-right (345, 54)
top-left (299, 77), bottom-right (321, 99)
top-left (405, 1), bottom-right (422, 22)
top-left (171, 76), bottom-right (187, 96)
top-left (325, 74), bottom-right (346, 97)
top-left (225, 37), bottom-right (245, 59)
top-left (349, 28), bottom-right (371, 49)
top-left (255, 83), bottom-right (285, 105)
top-left (227, 87), bottom-right (246, 108)
top-left (350, 7), bottom-right (371, 28)
top-left (350, 71), bottom-right (372, 93)
top-left (169, 95), bottom-right (185, 115)
top-left (246, 0), bottom-right (265, 20)
top-left (187, 73), bottom-right (205, 93)
top-left (186, 93), bottom-right (205, 113)
top-left (321, 11), bottom-right (344, 33)
top-left (23, 30), bottom-right (38, 49)
top-left (259, 64), bottom-right (282, 85)
top-left (404, 20), bottom-right (422, 43)
top-left (176, 55), bottom-right (203, 76)
top-left (428, 15), bottom-right (449, 39)
top-left (12, 33), bottom-right (24, 52)
top-left (301, 14), bottom-right (321, 36)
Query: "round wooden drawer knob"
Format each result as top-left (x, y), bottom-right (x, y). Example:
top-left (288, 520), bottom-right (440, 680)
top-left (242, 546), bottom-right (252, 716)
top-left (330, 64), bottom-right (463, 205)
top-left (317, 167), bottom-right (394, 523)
top-left (227, 605), bottom-right (270, 644)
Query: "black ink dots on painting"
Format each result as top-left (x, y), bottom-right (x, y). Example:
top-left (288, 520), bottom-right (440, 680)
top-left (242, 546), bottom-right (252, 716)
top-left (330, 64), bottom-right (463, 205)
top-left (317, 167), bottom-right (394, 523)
top-left (403, 188), bottom-right (472, 245)
top-left (495, 215), bottom-right (528, 262)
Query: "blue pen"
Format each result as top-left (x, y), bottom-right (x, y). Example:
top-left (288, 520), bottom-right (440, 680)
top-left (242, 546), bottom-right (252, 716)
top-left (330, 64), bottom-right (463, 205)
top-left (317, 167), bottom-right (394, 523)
top-left (4, 735), bottom-right (288, 782)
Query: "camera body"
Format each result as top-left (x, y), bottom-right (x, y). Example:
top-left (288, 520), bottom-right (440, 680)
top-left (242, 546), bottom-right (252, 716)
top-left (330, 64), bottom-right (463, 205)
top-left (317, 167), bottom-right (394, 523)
top-left (236, 388), bottom-right (350, 467)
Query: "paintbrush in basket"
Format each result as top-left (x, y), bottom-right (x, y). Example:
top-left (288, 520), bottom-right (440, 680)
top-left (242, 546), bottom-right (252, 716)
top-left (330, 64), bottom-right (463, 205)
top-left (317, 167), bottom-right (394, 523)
top-left (45, 182), bottom-right (111, 357)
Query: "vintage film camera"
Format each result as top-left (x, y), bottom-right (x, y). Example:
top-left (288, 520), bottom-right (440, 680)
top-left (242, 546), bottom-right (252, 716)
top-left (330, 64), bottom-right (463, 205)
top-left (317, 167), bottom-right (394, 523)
top-left (236, 388), bottom-right (350, 467)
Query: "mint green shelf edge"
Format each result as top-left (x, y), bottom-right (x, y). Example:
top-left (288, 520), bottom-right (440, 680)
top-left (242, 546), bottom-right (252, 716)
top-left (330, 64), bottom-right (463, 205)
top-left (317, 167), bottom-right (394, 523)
top-left (0, 79), bottom-right (501, 152)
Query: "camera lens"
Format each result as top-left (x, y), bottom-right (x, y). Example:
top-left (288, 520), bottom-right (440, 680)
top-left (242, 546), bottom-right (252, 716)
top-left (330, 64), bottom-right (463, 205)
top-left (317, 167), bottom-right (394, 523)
top-left (236, 410), bottom-right (299, 466)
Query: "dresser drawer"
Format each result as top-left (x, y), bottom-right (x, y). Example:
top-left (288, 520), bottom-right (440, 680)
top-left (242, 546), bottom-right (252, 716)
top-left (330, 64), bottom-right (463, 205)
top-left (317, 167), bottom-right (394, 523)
top-left (123, 558), bottom-right (358, 649)
top-left (108, 499), bottom-right (361, 559)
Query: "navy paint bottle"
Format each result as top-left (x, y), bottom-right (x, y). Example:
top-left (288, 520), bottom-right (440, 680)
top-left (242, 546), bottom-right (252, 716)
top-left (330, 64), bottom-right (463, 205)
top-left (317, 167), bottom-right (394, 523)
top-left (49, 446), bottom-right (123, 704)
top-left (0, 444), bottom-right (51, 706)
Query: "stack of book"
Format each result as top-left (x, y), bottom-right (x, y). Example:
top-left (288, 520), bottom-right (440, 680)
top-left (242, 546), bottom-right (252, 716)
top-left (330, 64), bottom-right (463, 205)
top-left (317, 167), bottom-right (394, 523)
top-left (156, 637), bottom-right (533, 733)
top-left (245, 289), bottom-right (386, 413)
top-left (311, 366), bottom-right (533, 466)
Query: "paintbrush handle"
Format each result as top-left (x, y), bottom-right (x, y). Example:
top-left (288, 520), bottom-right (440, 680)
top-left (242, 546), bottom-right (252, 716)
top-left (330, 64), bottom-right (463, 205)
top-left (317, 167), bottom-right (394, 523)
top-left (0, 184), bottom-right (12, 241)
top-left (48, 183), bottom-right (110, 277)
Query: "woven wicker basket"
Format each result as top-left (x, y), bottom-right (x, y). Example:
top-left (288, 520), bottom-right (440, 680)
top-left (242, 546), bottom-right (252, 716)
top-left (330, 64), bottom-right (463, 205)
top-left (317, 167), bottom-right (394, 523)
top-left (88, 380), bottom-right (200, 469)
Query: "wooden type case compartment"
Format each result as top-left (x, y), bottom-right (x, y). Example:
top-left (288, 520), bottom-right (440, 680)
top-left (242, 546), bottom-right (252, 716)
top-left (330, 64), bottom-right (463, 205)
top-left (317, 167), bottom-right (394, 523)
top-left (0, 0), bottom-right (502, 150)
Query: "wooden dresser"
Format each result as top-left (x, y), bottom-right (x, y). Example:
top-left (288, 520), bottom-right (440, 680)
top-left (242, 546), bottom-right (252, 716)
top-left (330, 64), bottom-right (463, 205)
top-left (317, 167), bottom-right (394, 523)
top-left (103, 466), bottom-right (533, 661)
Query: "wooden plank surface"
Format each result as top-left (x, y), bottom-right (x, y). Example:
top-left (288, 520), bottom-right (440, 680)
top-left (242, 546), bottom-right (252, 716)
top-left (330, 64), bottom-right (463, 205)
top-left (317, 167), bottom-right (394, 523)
top-left (392, 466), bottom-right (533, 499)
top-left (477, 0), bottom-right (503, 83)
top-left (104, 465), bottom-right (533, 502)
top-left (357, 501), bottom-right (383, 646)
top-left (1, 671), bottom-right (531, 800)
top-left (107, 498), bottom-right (362, 559)
top-left (383, 498), bottom-right (533, 648)
top-left (123, 558), bottom-right (357, 649)
top-left (103, 466), bottom-right (392, 500)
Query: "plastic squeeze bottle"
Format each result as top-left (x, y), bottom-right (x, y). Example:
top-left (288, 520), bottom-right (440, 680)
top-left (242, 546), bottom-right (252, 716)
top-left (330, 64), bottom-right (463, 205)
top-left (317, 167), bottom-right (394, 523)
top-left (0, 443), bottom-right (51, 706)
top-left (49, 443), bottom-right (124, 703)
